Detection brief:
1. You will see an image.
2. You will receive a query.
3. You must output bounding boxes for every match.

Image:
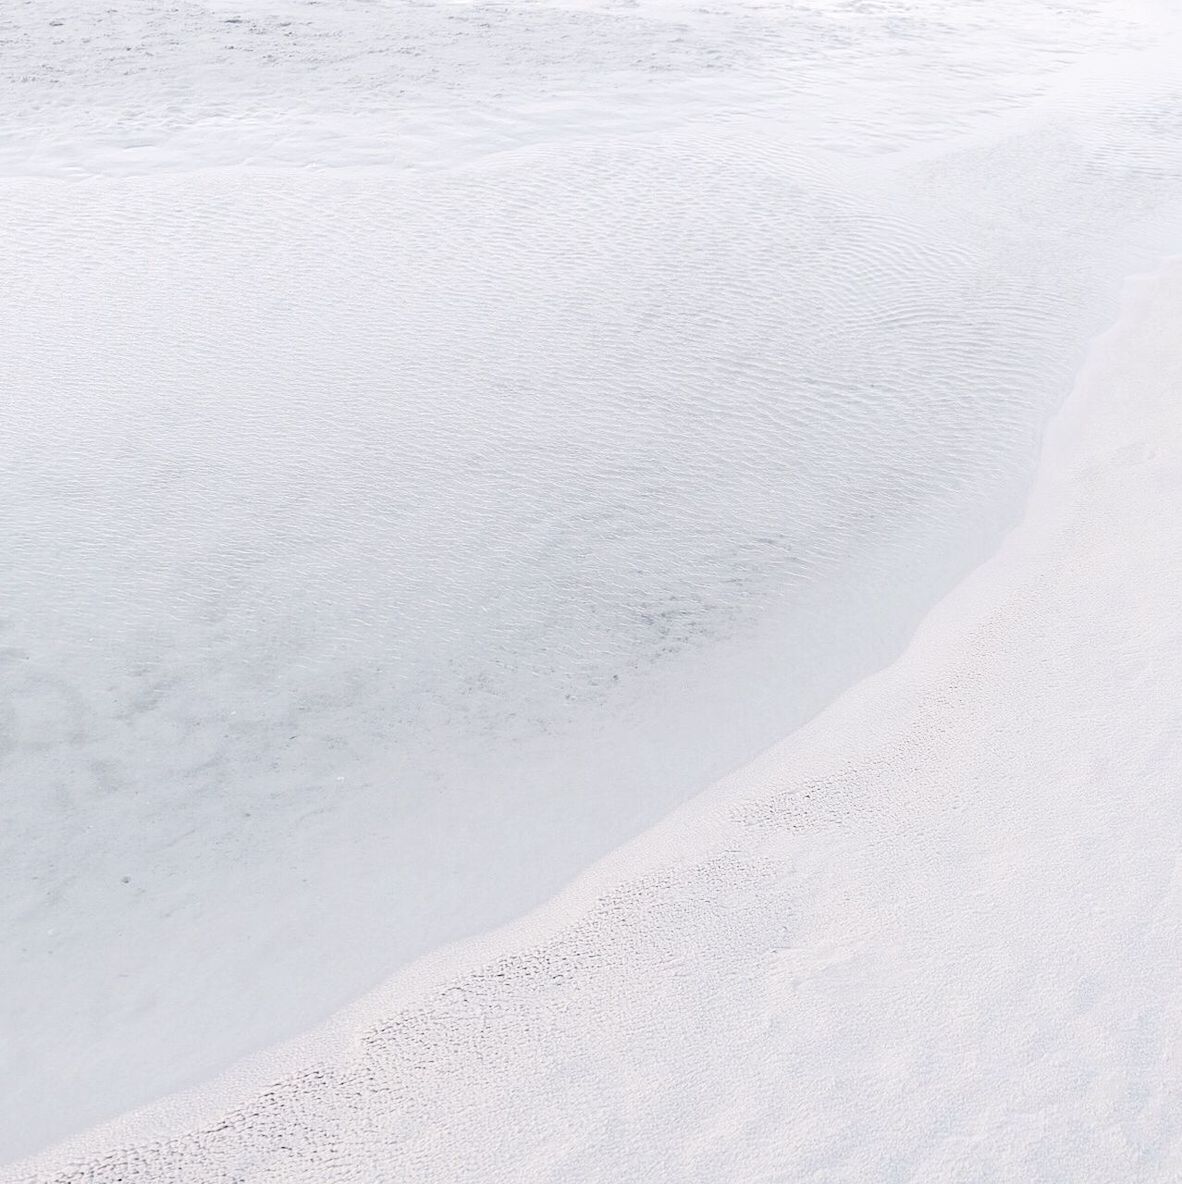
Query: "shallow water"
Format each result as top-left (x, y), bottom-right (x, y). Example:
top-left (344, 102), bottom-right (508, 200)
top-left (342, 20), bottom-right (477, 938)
top-left (3, 0), bottom-right (1182, 1159)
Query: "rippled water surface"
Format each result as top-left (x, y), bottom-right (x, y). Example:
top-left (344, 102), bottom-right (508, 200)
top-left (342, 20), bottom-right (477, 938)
top-left (3, 0), bottom-right (1182, 1158)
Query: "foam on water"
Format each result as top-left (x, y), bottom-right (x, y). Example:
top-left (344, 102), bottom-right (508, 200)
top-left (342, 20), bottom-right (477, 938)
top-left (2, 0), bottom-right (1182, 1160)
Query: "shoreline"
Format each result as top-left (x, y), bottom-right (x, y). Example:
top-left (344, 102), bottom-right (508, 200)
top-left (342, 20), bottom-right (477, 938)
top-left (11, 255), bottom-right (1181, 1181)
top-left (8, 0), bottom-right (1182, 1152)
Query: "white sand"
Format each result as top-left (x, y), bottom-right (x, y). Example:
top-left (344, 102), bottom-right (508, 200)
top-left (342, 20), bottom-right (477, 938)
top-left (8, 254), bottom-right (1182, 1181)
top-left (4, 0), bottom-right (1182, 1171)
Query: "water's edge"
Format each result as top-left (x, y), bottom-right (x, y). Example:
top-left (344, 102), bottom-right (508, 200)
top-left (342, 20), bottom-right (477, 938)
top-left (9, 253), bottom-right (1175, 1180)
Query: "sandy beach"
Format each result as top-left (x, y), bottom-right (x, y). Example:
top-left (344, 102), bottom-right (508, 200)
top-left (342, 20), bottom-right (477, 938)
top-left (10, 254), bottom-right (1182, 1179)
top-left (3, 0), bottom-right (1182, 1175)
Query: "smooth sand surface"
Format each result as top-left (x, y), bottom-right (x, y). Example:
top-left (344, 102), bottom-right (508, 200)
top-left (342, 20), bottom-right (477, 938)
top-left (4, 0), bottom-right (1182, 1169)
top-left (9, 257), bottom-right (1182, 1180)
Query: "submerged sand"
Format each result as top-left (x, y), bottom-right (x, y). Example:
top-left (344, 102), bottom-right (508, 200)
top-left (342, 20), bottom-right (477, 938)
top-left (10, 257), bottom-right (1182, 1181)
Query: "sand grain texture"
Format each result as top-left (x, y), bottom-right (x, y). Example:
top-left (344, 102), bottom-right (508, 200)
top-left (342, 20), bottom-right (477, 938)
top-left (11, 259), bottom-right (1182, 1182)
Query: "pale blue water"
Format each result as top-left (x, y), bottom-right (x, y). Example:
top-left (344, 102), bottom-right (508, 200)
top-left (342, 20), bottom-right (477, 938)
top-left (2, 0), bottom-right (1182, 1158)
